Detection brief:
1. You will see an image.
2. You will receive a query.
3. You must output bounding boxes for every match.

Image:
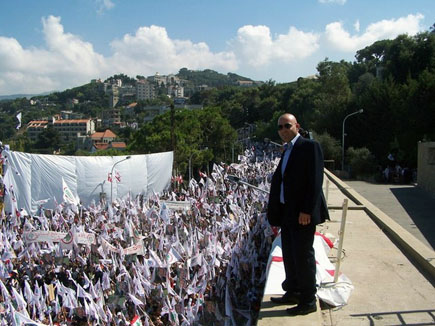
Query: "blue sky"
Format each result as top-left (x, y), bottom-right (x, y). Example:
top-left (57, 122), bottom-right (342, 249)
top-left (0, 0), bottom-right (433, 95)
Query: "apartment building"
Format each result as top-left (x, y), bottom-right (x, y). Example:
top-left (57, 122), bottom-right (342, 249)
top-left (136, 79), bottom-right (156, 101)
top-left (167, 84), bottom-right (184, 98)
top-left (102, 108), bottom-right (121, 127)
top-left (27, 118), bottom-right (95, 143)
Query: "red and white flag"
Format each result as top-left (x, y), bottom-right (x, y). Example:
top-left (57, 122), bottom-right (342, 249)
top-left (115, 170), bottom-right (121, 182)
top-left (130, 315), bottom-right (143, 326)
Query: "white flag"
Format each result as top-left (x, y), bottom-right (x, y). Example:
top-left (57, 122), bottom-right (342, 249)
top-left (16, 112), bottom-right (22, 130)
top-left (62, 177), bottom-right (79, 205)
top-left (166, 247), bottom-right (182, 265)
top-left (13, 310), bottom-right (48, 326)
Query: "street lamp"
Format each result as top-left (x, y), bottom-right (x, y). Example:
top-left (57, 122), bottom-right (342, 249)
top-left (264, 138), bottom-right (283, 148)
top-left (110, 156), bottom-right (131, 204)
top-left (188, 148), bottom-right (208, 183)
top-left (232, 137), bottom-right (256, 162)
top-left (227, 174), bottom-right (270, 194)
top-left (342, 109), bottom-right (363, 171)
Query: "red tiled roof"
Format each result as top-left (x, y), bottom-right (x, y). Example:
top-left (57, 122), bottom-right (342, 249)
top-left (54, 119), bottom-right (90, 124)
top-left (91, 132), bottom-right (105, 139)
top-left (102, 129), bottom-right (117, 138)
top-left (91, 129), bottom-right (117, 140)
top-left (27, 120), bottom-right (49, 127)
top-left (110, 142), bottom-right (126, 149)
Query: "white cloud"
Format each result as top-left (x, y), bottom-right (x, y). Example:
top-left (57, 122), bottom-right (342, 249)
top-left (0, 13), bottom-right (427, 95)
top-left (230, 25), bottom-right (320, 66)
top-left (354, 20), bottom-right (360, 33)
top-left (0, 16), bottom-right (107, 95)
top-left (96, 0), bottom-right (115, 14)
top-left (325, 13), bottom-right (424, 52)
top-left (109, 25), bottom-right (237, 76)
top-left (0, 16), bottom-right (237, 95)
top-left (318, 0), bottom-right (346, 5)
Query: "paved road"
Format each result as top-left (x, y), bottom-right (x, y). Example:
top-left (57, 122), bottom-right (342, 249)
top-left (345, 180), bottom-right (435, 250)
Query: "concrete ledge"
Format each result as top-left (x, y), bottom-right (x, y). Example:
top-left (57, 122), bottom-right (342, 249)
top-left (324, 168), bottom-right (435, 284)
top-left (327, 204), bottom-right (365, 210)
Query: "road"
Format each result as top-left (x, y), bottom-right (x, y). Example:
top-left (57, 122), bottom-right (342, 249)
top-left (345, 180), bottom-right (435, 250)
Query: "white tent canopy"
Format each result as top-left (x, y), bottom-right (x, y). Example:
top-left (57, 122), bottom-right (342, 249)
top-left (2, 150), bottom-right (173, 214)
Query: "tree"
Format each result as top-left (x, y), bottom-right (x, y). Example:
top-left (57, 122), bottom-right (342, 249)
top-left (128, 107), bottom-right (236, 177)
top-left (34, 126), bottom-right (61, 153)
top-left (312, 59), bottom-right (352, 136)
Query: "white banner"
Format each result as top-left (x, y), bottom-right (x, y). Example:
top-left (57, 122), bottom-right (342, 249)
top-left (162, 200), bottom-right (191, 211)
top-left (23, 231), bottom-right (96, 245)
top-left (101, 238), bottom-right (145, 256)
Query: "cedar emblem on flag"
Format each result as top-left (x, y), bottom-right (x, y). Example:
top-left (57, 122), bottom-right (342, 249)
top-left (62, 177), bottom-right (79, 205)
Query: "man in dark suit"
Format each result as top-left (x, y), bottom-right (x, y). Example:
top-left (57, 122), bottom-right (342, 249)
top-left (267, 113), bottom-right (329, 316)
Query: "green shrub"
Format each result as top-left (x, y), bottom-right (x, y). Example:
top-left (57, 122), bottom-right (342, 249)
top-left (313, 132), bottom-right (341, 168)
top-left (346, 146), bottom-right (378, 178)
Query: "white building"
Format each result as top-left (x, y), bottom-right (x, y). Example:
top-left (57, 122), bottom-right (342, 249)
top-left (27, 118), bottom-right (95, 143)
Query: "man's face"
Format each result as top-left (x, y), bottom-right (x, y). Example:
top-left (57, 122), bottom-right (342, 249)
top-left (277, 114), bottom-right (299, 143)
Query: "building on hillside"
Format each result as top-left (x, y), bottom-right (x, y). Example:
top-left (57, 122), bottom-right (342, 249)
top-left (148, 73), bottom-right (167, 86)
top-left (89, 130), bottom-right (126, 152)
top-left (119, 85), bottom-right (136, 104)
top-left (167, 84), bottom-right (184, 98)
top-left (166, 74), bottom-right (181, 85)
top-left (91, 129), bottom-right (117, 145)
top-left (109, 85), bottom-right (120, 108)
top-left (65, 98), bottom-right (79, 109)
top-left (125, 102), bottom-right (138, 116)
top-left (236, 80), bottom-right (254, 87)
top-left (136, 80), bottom-right (156, 101)
top-left (102, 108), bottom-right (121, 127)
top-left (143, 106), bottom-right (170, 122)
top-left (109, 141), bottom-right (127, 151)
top-left (60, 110), bottom-right (82, 120)
top-left (197, 84), bottom-right (212, 91)
top-left (174, 103), bottom-right (203, 110)
top-left (27, 118), bottom-right (95, 143)
top-left (27, 120), bottom-right (49, 142)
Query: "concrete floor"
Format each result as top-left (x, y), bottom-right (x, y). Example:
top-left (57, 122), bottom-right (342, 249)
top-left (345, 181), bottom-right (435, 250)
top-left (257, 174), bottom-right (435, 326)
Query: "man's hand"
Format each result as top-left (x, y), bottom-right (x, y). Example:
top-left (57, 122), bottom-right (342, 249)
top-left (298, 212), bottom-right (311, 225)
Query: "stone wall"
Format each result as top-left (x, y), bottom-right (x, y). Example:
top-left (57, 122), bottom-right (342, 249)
top-left (417, 141), bottom-right (435, 196)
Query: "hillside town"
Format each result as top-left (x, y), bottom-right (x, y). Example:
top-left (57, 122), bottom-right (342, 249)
top-left (19, 72), bottom-right (260, 153)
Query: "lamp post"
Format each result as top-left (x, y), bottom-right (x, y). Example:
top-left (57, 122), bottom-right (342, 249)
top-left (264, 138), bottom-right (283, 148)
top-left (232, 137), bottom-right (256, 162)
top-left (110, 156), bottom-right (131, 204)
top-left (227, 174), bottom-right (270, 194)
top-left (188, 148), bottom-right (208, 183)
top-left (188, 153), bottom-right (194, 183)
top-left (342, 109), bottom-right (363, 171)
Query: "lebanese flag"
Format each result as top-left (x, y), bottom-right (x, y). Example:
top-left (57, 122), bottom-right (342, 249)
top-left (130, 315), bottom-right (142, 326)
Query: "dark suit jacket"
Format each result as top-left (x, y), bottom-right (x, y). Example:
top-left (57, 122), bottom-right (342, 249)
top-left (267, 135), bottom-right (329, 227)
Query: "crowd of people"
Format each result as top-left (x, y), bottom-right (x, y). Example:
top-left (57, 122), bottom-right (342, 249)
top-left (0, 145), bottom-right (281, 326)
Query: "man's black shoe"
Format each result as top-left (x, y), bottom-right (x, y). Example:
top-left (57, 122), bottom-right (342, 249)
top-left (270, 292), bottom-right (299, 305)
top-left (286, 303), bottom-right (317, 316)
